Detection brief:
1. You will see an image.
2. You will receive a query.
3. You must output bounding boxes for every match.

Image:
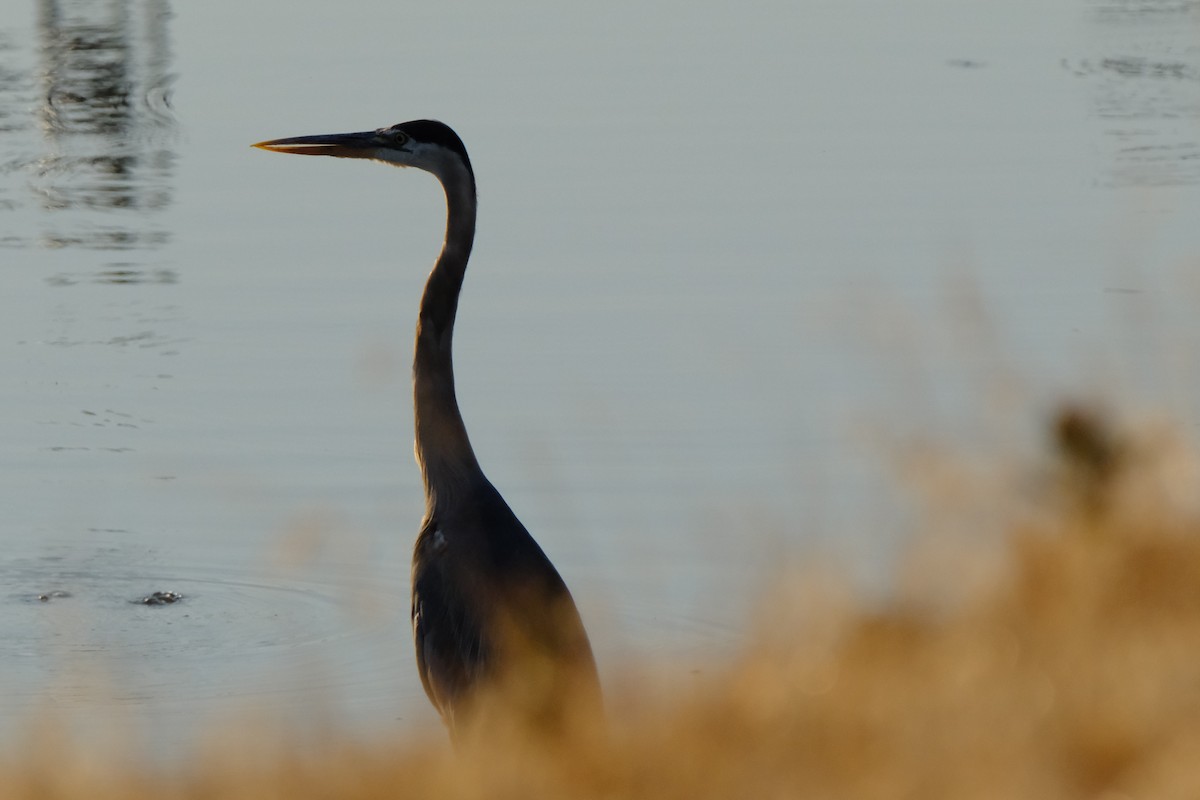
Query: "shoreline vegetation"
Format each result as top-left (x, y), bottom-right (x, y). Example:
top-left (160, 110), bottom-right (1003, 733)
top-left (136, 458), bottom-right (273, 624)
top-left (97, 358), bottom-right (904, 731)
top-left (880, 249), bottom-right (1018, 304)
top-left (9, 404), bottom-right (1200, 799)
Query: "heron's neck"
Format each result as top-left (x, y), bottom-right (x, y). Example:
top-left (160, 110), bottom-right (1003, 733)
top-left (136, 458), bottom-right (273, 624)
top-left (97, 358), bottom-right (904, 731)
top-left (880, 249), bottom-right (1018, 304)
top-left (413, 165), bottom-right (482, 511)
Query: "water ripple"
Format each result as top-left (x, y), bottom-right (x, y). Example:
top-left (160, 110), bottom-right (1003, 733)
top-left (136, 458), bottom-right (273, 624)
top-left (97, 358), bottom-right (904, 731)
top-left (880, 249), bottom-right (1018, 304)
top-left (0, 1), bottom-right (178, 254)
top-left (0, 545), bottom-right (412, 745)
top-left (1070, 3), bottom-right (1200, 187)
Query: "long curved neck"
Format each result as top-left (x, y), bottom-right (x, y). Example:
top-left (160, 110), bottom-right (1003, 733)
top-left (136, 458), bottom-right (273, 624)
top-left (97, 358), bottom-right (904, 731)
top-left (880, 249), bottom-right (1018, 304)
top-left (413, 162), bottom-right (481, 514)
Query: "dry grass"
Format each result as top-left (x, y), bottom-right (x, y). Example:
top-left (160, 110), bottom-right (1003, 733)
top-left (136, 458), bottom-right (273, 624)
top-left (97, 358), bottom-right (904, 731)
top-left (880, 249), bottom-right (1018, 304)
top-left (9, 405), bottom-right (1200, 799)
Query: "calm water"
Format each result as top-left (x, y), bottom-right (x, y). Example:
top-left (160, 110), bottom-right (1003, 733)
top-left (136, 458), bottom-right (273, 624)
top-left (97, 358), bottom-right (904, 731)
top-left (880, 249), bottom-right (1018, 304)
top-left (2, 0), bottom-right (1199, 754)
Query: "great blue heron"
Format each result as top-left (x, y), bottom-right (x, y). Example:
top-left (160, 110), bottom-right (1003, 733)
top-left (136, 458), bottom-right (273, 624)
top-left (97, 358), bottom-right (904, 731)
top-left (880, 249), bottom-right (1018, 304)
top-left (254, 120), bottom-right (600, 738)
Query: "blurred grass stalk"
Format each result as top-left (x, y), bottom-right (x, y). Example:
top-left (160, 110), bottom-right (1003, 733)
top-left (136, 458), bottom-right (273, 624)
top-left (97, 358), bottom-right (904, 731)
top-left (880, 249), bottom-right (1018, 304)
top-left (8, 403), bottom-right (1200, 799)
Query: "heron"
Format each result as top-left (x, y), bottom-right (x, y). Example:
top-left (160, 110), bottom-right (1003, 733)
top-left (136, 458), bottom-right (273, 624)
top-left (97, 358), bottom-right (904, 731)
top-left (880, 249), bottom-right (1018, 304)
top-left (254, 120), bottom-right (600, 738)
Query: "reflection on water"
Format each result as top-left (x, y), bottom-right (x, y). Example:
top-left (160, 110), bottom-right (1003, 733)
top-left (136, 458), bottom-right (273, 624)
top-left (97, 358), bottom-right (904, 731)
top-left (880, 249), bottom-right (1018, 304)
top-left (47, 264), bottom-right (177, 285)
top-left (1077, 0), bottom-right (1200, 186)
top-left (1, 0), bottom-right (176, 257)
top-left (0, 34), bottom-right (29, 138)
top-left (37, 0), bottom-right (175, 136)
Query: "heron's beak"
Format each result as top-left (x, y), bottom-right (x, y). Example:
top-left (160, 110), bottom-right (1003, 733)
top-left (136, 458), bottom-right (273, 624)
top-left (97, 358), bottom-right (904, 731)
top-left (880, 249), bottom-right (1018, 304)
top-left (252, 130), bottom-right (379, 158)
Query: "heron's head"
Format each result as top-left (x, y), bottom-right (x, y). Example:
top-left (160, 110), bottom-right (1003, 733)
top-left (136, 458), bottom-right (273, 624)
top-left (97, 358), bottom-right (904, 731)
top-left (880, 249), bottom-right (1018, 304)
top-left (254, 119), bottom-right (473, 184)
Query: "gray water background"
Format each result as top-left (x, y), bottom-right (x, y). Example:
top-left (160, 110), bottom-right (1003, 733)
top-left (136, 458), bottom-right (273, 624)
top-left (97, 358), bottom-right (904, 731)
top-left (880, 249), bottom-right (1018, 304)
top-left (1, 0), bottom-right (1199, 755)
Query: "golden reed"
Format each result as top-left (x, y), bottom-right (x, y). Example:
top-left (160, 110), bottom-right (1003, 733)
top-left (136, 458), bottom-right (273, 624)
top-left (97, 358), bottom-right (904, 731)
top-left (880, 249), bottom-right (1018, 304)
top-left (8, 404), bottom-right (1200, 799)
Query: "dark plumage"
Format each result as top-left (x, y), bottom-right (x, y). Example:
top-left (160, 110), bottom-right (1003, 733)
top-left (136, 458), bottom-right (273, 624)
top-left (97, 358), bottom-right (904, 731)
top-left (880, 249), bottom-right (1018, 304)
top-left (255, 120), bottom-right (600, 739)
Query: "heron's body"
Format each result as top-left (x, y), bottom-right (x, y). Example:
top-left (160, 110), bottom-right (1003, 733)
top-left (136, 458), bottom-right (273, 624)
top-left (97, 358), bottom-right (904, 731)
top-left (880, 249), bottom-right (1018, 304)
top-left (254, 120), bottom-right (599, 737)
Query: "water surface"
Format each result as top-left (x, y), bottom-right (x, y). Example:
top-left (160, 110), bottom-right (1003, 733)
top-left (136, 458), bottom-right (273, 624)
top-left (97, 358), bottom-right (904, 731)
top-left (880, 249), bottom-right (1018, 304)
top-left (2, 0), bottom-right (1199, 754)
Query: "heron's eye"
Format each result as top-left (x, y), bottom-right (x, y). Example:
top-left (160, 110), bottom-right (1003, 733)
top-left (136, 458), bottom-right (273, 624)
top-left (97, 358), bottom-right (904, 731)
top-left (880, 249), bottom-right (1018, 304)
top-left (391, 130), bottom-right (410, 146)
